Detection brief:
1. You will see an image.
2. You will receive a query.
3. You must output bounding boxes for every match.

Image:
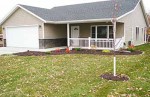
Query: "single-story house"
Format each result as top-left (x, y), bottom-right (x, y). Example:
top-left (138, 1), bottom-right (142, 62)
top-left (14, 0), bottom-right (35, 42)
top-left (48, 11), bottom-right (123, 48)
top-left (0, 0), bottom-right (149, 49)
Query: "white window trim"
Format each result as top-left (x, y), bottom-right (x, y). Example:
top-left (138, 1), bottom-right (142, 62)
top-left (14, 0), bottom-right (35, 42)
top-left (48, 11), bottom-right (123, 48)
top-left (107, 26), bottom-right (109, 39)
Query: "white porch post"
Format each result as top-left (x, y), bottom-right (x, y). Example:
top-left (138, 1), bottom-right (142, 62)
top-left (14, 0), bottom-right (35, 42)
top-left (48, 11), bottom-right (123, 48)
top-left (67, 23), bottom-right (70, 48)
top-left (95, 26), bottom-right (97, 48)
top-left (88, 37), bottom-right (91, 49)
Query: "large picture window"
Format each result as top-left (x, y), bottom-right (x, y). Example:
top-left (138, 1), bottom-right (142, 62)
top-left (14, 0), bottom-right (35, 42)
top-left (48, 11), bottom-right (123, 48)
top-left (91, 25), bottom-right (113, 38)
top-left (97, 26), bottom-right (107, 38)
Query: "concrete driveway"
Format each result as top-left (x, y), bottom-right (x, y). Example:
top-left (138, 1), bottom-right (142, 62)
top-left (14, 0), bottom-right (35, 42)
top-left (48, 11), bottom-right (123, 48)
top-left (0, 47), bottom-right (67, 55)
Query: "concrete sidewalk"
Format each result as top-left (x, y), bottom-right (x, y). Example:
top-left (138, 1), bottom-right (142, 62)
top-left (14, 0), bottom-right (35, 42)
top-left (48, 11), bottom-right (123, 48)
top-left (0, 47), bottom-right (67, 55)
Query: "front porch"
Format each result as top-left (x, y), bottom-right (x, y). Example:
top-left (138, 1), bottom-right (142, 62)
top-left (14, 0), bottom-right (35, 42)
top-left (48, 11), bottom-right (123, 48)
top-left (67, 22), bottom-right (125, 50)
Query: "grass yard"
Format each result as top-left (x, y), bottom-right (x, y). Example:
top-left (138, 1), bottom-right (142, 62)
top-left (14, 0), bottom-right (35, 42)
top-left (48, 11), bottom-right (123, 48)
top-left (0, 44), bottom-right (150, 97)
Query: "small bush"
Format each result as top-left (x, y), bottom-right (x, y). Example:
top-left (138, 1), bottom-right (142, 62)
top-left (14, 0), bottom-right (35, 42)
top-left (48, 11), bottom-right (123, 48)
top-left (102, 50), bottom-right (111, 53)
top-left (74, 48), bottom-right (81, 51)
top-left (65, 48), bottom-right (70, 53)
top-left (127, 45), bottom-right (135, 52)
top-left (45, 51), bottom-right (51, 54)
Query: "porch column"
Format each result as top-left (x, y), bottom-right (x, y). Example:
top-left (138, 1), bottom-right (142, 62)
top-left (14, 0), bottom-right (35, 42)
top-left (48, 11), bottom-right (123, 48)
top-left (67, 23), bottom-right (70, 47)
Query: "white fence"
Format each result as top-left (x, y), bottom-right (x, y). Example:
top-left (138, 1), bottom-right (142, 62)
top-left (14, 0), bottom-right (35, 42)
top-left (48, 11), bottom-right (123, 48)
top-left (69, 37), bottom-right (124, 50)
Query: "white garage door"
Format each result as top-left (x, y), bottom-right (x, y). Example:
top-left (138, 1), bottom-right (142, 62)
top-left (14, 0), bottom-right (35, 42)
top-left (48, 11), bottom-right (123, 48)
top-left (6, 26), bottom-right (39, 48)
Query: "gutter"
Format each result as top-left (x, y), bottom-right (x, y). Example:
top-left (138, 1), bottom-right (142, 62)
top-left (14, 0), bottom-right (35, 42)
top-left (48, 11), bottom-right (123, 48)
top-left (45, 18), bottom-right (112, 24)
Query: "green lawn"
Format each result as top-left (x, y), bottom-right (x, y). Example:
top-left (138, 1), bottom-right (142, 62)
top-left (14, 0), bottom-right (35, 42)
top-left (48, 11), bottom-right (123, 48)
top-left (0, 44), bottom-right (150, 97)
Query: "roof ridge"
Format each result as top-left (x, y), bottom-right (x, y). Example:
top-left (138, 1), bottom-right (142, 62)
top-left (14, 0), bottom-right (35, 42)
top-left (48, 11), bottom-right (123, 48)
top-left (53, 0), bottom-right (110, 9)
top-left (18, 4), bottom-right (51, 10)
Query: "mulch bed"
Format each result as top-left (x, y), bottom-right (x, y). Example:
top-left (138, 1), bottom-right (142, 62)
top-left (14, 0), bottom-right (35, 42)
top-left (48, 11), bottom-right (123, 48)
top-left (13, 49), bottom-right (143, 56)
top-left (100, 73), bottom-right (129, 81)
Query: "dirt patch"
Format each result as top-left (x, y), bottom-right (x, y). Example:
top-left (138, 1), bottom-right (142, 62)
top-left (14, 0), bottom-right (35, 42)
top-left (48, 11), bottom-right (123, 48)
top-left (100, 73), bottom-right (129, 81)
top-left (13, 49), bottom-right (143, 56)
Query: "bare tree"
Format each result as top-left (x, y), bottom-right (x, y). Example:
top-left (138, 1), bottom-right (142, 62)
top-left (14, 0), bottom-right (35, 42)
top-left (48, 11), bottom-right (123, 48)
top-left (112, 0), bottom-right (119, 76)
top-left (146, 13), bottom-right (150, 42)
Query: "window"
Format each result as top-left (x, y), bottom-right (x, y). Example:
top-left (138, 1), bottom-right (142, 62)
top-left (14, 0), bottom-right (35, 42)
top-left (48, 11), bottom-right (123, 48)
top-left (142, 28), bottom-right (144, 41)
top-left (136, 27), bottom-right (139, 40)
top-left (92, 27), bottom-right (96, 38)
top-left (109, 26), bottom-right (113, 38)
top-left (91, 25), bottom-right (113, 38)
top-left (97, 26), bottom-right (107, 38)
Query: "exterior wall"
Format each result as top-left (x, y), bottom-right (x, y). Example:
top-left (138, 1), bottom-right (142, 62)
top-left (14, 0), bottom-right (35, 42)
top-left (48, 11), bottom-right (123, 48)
top-left (44, 24), bottom-right (67, 39)
top-left (41, 24), bottom-right (67, 48)
top-left (118, 2), bottom-right (147, 46)
top-left (116, 23), bottom-right (124, 38)
top-left (2, 8), bottom-right (44, 39)
top-left (70, 22), bottom-right (124, 38)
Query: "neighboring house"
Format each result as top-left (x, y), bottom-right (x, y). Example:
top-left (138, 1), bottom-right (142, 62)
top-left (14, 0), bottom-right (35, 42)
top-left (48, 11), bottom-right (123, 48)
top-left (0, 0), bottom-right (149, 49)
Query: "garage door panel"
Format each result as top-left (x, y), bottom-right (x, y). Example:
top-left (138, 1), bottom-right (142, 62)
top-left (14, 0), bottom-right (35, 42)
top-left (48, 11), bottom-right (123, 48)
top-left (6, 26), bottom-right (39, 48)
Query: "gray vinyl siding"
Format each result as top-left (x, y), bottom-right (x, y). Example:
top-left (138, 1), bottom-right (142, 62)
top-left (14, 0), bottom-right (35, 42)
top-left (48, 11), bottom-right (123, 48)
top-left (118, 2), bottom-right (147, 46)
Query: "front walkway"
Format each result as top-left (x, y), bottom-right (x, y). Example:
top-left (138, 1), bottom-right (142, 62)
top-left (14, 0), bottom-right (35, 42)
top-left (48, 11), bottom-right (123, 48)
top-left (0, 47), bottom-right (67, 55)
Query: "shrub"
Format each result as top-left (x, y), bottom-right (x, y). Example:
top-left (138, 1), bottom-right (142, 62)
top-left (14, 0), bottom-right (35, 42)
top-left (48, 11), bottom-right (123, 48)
top-left (74, 48), bottom-right (81, 51)
top-left (65, 48), bottom-right (70, 53)
top-left (127, 45), bottom-right (135, 52)
top-left (102, 50), bottom-right (111, 53)
top-left (45, 51), bottom-right (51, 54)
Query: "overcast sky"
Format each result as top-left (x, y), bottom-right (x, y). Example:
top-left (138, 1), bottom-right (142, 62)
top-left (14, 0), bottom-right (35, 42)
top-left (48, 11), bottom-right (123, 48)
top-left (0, 0), bottom-right (150, 21)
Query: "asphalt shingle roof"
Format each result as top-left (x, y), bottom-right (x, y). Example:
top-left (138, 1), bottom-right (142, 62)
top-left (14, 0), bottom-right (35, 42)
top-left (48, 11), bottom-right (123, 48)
top-left (19, 0), bottom-right (139, 22)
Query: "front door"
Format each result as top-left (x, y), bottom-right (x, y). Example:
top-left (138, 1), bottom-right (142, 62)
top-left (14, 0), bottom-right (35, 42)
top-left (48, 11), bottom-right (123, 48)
top-left (71, 26), bottom-right (79, 46)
